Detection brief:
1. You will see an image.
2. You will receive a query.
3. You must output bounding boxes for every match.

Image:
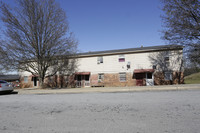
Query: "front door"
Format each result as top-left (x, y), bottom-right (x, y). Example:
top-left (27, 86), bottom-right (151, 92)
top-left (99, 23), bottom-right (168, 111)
top-left (146, 73), bottom-right (154, 86)
top-left (33, 77), bottom-right (37, 87)
top-left (135, 73), bottom-right (145, 86)
top-left (84, 75), bottom-right (90, 87)
top-left (75, 74), bottom-right (90, 87)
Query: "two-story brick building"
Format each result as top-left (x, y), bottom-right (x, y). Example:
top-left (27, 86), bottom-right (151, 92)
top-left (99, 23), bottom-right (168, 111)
top-left (19, 45), bottom-right (184, 88)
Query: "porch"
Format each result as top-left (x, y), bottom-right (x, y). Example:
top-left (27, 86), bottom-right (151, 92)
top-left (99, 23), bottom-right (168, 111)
top-left (134, 69), bottom-right (154, 86)
top-left (74, 72), bottom-right (91, 88)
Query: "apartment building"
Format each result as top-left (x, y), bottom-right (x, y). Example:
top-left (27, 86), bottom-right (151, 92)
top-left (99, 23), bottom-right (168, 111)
top-left (19, 45), bottom-right (184, 88)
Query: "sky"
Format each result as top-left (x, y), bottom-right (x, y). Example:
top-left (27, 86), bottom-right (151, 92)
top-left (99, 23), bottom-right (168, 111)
top-left (1, 0), bottom-right (166, 53)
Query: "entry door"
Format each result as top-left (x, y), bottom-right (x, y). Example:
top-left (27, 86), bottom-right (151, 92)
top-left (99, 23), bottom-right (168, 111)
top-left (135, 73), bottom-right (145, 86)
top-left (146, 73), bottom-right (154, 86)
top-left (33, 77), bottom-right (37, 86)
top-left (84, 75), bottom-right (90, 87)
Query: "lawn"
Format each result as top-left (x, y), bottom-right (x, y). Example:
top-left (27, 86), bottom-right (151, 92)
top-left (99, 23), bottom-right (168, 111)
top-left (184, 72), bottom-right (200, 84)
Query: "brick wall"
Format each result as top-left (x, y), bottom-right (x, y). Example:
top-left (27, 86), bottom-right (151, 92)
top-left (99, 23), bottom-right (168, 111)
top-left (154, 71), bottom-right (184, 85)
top-left (90, 73), bottom-right (136, 87)
top-left (20, 76), bottom-right (33, 88)
top-left (44, 75), bottom-right (76, 88)
top-left (19, 71), bottom-right (184, 88)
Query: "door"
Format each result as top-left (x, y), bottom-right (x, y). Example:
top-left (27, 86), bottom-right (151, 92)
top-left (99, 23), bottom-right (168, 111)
top-left (84, 75), bottom-right (90, 87)
top-left (146, 73), bottom-right (154, 86)
top-left (33, 77), bottom-right (37, 87)
top-left (135, 73), bottom-right (145, 86)
top-left (75, 74), bottom-right (90, 87)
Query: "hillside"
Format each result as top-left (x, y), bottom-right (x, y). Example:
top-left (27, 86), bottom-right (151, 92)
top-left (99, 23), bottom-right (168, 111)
top-left (184, 72), bottom-right (200, 84)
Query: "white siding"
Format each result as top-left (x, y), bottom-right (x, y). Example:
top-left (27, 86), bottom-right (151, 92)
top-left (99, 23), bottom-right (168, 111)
top-left (18, 70), bottom-right (32, 76)
top-left (77, 50), bottom-right (183, 74)
top-left (77, 52), bottom-right (153, 74)
top-left (19, 50), bottom-right (183, 76)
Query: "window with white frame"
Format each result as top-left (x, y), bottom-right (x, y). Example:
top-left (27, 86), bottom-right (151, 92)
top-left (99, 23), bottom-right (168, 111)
top-left (119, 72), bottom-right (126, 82)
top-left (98, 73), bottom-right (104, 82)
top-left (118, 55), bottom-right (125, 62)
top-left (24, 76), bottom-right (28, 83)
top-left (153, 65), bottom-right (157, 69)
top-left (164, 56), bottom-right (170, 67)
top-left (164, 51), bottom-right (170, 67)
top-left (97, 56), bottom-right (103, 64)
top-left (164, 72), bottom-right (172, 80)
top-left (65, 75), bottom-right (69, 83)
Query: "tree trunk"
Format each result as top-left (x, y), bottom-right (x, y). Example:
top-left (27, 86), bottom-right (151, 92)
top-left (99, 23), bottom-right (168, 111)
top-left (39, 77), bottom-right (44, 89)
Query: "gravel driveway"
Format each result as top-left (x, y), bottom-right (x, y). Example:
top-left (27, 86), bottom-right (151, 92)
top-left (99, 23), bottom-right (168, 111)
top-left (0, 90), bottom-right (200, 133)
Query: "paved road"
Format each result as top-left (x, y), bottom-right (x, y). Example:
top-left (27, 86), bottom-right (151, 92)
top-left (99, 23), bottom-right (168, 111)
top-left (0, 90), bottom-right (200, 133)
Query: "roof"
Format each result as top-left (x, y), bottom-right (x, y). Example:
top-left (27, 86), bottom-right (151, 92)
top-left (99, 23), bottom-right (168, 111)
top-left (76, 45), bottom-right (183, 57)
top-left (75, 72), bottom-right (91, 75)
top-left (134, 69), bottom-right (154, 73)
top-left (0, 75), bottom-right (20, 81)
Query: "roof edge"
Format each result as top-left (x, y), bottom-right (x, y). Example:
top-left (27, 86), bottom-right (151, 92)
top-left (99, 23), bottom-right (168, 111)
top-left (76, 45), bottom-right (183, 57)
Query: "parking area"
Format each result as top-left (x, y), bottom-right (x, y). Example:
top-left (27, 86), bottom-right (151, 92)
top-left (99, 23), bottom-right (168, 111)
top-left (0, 89), bottom-right (200, 133)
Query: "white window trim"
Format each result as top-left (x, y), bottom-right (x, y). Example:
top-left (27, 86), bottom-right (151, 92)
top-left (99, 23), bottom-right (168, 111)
top-left (24, 76), bottom-right (28, 83)
top-left (97, 56), bottom-right (103, 64)
top-left (164, 72), bottom-right (172, 81)
top-left (119, 72), bottom-right (126, 82)
top-left (118, 55), bottom-right (125, 62)
top-left (98, 73), bottom-right (104, 82)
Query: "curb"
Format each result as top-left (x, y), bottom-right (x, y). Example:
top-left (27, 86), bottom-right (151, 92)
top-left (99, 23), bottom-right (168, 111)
top-left (16, 84), bottom-right (200, 95)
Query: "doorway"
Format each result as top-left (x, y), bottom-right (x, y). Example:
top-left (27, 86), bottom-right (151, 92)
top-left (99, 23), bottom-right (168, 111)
top-left (33, 77), bottom-right (38, 87)
top-left (134, 69), bottom-right (155, 86)
top-left (75, 74), bottom-right (90, 87)
top-left (135, 73), bottom-right (146, 86)
top-left (146, 73), bottom-right (154, 86)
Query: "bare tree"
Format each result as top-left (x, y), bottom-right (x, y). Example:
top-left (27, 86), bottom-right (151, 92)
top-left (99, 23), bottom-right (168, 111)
top-left (0, 0), bottom-right (78, 88)
top-left (0, 43), bottom-right (5, 74)
top-left (161, 0), bottom-right (200, 66)
top-left (0, 40), bottom-right (10, 74)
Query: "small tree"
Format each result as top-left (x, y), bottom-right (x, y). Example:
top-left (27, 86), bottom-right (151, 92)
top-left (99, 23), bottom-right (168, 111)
top-left (161, 0), bottom-right (200, 66)
top-left (0, 0), bottom-right (78, 88)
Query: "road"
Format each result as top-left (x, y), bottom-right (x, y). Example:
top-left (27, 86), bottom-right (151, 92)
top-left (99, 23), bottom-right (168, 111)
top-left (0, 90), bottom-right (200, 133)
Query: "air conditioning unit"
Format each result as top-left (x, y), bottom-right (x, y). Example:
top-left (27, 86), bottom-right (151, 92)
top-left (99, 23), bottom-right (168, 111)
top-left (127, 61), bottom-right (131, 69)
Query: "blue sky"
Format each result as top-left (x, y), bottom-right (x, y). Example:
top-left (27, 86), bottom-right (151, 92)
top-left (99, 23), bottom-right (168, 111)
top-left (2, 0), bottom-right (166, 53)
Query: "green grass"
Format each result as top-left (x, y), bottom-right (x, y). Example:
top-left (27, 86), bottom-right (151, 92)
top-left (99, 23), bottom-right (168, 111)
top-left (184, 72), bottom-right (200, 84)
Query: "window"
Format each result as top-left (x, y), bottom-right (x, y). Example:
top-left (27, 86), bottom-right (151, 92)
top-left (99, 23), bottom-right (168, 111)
top-left (153, 65), bottom-right (156, 69)
top-left (147, 73), bottom-right (152, 79)
top-left (165, 57), bottom-right (169, 62)
top-left (24, 76), bottom-right (28, 83)
top-left (63, 75), bottom-right (69, 83)
top-left (164, 72), bottom-right (172, 80)
top-left (119, 55), bottom-right (125, 62)
top-left (97, 56), bottom-right (103, 64)
top-left (98, 73), bottom-right (104, 82)
top-left (119, 72), bottom-right (126, 82)
top-left (164, 57), bottom-right (170, 67)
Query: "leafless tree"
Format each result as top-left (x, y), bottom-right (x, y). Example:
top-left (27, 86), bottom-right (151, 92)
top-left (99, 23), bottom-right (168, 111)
top-left (161, 0), bottom-right (200, 66)
top-left (0, 43), bottom-right (5, 74)
top-left (0, 0), bottom-right (78, 88)
top-left (0, 40), bottom-right (10, 74)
